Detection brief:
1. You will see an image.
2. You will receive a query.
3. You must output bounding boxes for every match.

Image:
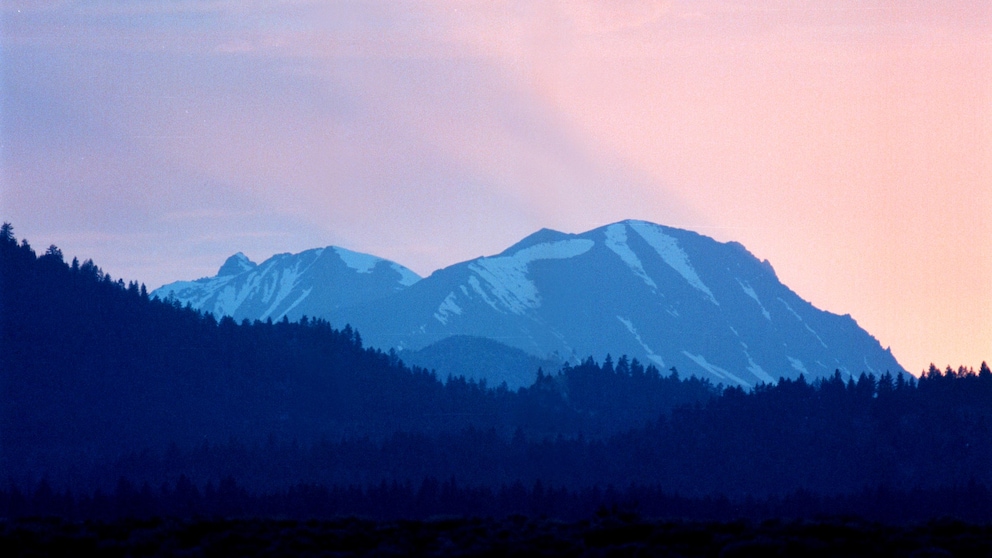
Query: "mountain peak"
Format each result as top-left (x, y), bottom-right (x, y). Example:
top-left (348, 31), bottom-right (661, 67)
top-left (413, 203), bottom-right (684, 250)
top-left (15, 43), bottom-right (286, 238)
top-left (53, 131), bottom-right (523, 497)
top-left (332, 245), bottom-right (421, 286)
top-left (498, 227), bottom-right (574, 256)
top-left (331, 246), bottom-right (382, 274)
top-left (217, 252), bottom-right (257, 276)
top-left (157, 221), bottom-right (905, 387)
top-left (611, 219), bottom-right (671, 231)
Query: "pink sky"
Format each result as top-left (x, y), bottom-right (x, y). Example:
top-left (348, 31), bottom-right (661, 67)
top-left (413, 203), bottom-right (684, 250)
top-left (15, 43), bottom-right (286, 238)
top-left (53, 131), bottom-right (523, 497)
top-left (2, 1), bottom-right (990, 374)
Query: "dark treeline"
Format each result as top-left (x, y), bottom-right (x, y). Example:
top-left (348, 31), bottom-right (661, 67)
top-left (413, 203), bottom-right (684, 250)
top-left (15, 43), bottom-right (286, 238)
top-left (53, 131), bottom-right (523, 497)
top-left (8, 515), bottom-right (992, 557)
top-left (6, 475), bottom-right (992, 524)
top-left (3, 223), bottom-right (992, 522)
top-left (11, 365), bottom-right (992, 499)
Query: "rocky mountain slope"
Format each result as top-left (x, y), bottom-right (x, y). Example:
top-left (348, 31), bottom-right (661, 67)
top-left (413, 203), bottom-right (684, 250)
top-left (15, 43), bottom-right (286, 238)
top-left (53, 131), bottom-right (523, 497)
top-left (152, 247), bottom-right (419, 323)
top-left (155, 220), bottom-right (904, 386)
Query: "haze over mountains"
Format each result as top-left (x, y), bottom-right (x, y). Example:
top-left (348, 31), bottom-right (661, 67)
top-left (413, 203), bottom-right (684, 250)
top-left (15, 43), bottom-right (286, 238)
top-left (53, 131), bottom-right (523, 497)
top-left (153, 220), bottom-right (905, 387)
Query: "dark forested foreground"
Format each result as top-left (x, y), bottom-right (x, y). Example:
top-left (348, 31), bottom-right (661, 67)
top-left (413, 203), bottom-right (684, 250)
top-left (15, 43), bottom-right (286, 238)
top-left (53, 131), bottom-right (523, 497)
top-left (4, 223), bottom-right (992, 530)
top-left (7, 476), bottom-right (992, 524)
top-left (6, 514), bottom-right (992, 557)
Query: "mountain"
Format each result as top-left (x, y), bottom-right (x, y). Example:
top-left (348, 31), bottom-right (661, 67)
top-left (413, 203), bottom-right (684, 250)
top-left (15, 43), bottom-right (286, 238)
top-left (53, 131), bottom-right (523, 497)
top-left (334, 220), bottom-right (904, 386)
top-left (152, 246), bottom-right (420, 323)
top-left (400, 335), bottom-right (563, 390)
top-left (156, 220), bottom-right (905, 386)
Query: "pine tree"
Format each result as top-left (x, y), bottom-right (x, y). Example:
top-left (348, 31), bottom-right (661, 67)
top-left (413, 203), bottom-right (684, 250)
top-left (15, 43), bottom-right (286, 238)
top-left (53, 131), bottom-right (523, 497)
top-left (0, 222), bottom-right (14, 244)
top-left (44, 245), bottom-right (64, 262)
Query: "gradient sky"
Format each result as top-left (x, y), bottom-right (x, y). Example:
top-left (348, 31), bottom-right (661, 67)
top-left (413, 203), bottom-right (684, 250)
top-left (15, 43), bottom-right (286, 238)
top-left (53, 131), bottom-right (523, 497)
top-left (2, 1), bottom-right (990, 375)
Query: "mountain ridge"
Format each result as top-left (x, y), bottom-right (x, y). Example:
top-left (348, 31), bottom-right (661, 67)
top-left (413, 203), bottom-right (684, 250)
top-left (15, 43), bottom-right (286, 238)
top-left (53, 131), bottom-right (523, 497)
top-left (152, 245), bottom-right (420, 323)
top-left (154, 220), bottom-right (905, 386)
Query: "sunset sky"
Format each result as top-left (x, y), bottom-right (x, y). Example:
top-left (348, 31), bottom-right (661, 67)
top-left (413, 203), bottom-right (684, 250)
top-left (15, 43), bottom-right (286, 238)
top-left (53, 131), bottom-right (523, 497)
top-left (2, 1), bottom-right (990, 375)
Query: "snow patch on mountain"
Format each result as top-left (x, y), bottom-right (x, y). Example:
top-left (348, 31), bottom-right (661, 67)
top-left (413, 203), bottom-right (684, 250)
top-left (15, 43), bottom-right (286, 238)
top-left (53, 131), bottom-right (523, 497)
top-left (260, 268), bottom-right (278, 303)
top-left (334, 246), bottom-right (379, 274)
top-left (682, 351), bottom-right (750, 387)
top-left (745, 352), bottom-right (776, 384)
top-left (262, 262), bottom-right (305, 319)
top-left (514, 239), bottom-right (595, 262)
top-left (466, 276), bottom-right (499, 311)
top-left (468, 260), bottom-right (537, 315)
top-left (281, 287), bottom-right (314, 319)
top-left (434, 292), bottom-right (463, 325)
top-left (604, 224), bottom-right (656, 289)
top-left (468, 239), bottom-right (594, 315)
top-left (331, 246), bottom-right (420, 285)
top-left (616, 316), bottom-right (665, 367)
top-left (629, 221), bottom-right (718, 305)
top-left (214, 277), bottom-right (254, 316)
top-left (778, 296), bottom-right (828, 348)
top-left (805, 324), bottom-right (828, 348)
top-left (777, 297), bottom-right (803, 321)
top-left (863, 356), bottom-right (877, 375)
top-left (391, 263), bottom-right (421, 286)
top-left (738, 279), bottom-right (771, 320)
top-left (155, 279), bottom-right (226, 309)
top-left (788, 357), bottom-right (809, 375)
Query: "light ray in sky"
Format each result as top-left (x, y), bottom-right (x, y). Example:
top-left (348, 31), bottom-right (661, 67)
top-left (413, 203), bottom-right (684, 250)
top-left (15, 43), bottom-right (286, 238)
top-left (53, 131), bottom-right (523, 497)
top-left (2, 0), bottom-right (990, 373)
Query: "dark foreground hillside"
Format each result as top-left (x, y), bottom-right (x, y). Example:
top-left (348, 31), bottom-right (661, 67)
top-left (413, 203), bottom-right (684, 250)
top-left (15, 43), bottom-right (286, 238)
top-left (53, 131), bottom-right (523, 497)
top-left (5, 515), bottom-right (992, 557)
top-left (6, 477), bottom-right (992, 524)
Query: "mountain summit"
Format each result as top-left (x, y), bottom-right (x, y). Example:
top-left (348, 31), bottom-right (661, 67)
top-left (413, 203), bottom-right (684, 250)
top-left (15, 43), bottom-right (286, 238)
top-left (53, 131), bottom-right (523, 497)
top-left (152, 246), bottom-right (420, 323)
top-left (155, 221), bottom-right (904, 386)
top-left (217, 252), bottom-right (257, 276)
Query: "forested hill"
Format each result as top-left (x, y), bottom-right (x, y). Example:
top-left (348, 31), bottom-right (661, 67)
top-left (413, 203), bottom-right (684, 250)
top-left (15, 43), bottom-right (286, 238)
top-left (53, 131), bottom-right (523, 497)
top-left (0, 224), bottom-right (715, 481)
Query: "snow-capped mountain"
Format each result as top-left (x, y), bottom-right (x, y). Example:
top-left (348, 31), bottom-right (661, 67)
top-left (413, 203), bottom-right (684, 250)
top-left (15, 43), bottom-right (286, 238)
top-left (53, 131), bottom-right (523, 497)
top-left (154, 220), bottom-right (905, 387)
top-left (152, 246), bottom-right (420, 323)
top-left (334, 220), bottom-right (904, 386)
